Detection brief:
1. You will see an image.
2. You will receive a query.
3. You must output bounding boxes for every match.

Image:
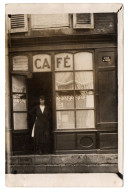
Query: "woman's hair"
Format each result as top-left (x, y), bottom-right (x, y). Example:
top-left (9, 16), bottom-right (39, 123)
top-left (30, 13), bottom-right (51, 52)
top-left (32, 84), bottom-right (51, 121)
top-left (39, 95), bottom-right (45, 100)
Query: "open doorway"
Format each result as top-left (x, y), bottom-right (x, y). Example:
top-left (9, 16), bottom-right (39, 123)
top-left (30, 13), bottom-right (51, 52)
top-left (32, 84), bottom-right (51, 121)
top-left (27, 72), bottom-right (53, 154)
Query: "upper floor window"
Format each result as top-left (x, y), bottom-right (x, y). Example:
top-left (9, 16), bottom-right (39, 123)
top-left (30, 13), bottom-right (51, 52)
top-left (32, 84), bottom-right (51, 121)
top-left (31, 14), bottom-right (70, 29)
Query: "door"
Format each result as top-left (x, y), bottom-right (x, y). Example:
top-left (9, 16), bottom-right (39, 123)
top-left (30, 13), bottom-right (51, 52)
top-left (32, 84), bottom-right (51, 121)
top-left (27, 72), bottom-right (53, 153)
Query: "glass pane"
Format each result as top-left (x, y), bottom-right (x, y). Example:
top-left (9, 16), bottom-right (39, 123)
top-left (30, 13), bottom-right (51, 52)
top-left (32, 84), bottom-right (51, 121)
top-left (56, 91), bottom-right (74, 109)
top-left (12, 75), bottom-right (26, 93)
top-left (74, 52), bottom-right (93, 70)
top-left (13, 56), bottom-right (28, 71)
top-left (55, 53), bottom-right (73, 71)
top-left (57, 111), bottom-right (75, 129)
top-left (13, 113), bottom-right (27, 130)
top-left (55, 72), bottom-right (74, 90)
top-left (76, 110), bottom-right (95, 128)
top-left (13, 94), bottom-right (27, 111)
top-left (75, 91), bottom-right (94, 108)
top-left (75, 71), bottom-right (93, 90)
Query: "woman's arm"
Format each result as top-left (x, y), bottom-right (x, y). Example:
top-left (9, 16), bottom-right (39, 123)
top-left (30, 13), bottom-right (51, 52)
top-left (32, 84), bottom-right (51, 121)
top-left (28, 106), bottom-right (37, 117)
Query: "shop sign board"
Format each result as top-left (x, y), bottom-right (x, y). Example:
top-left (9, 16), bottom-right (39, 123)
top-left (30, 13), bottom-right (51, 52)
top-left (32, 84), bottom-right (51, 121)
top-left (55, 53), bottom-right (73, 71)
top-left (33, 54), bottom-right (51, 72)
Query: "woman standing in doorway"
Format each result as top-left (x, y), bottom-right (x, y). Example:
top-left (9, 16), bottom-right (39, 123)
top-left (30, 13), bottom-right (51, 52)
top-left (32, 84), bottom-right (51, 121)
top-left (29, 96), bottom-right (51, 154)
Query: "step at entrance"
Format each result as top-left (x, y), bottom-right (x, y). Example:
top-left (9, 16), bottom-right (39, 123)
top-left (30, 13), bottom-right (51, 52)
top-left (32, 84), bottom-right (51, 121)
top-left (6, 154), bottom-right (118, 174)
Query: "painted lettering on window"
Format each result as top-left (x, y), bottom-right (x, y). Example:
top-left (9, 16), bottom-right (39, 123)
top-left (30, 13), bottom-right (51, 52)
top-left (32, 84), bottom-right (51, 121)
top-left (55, 53), bottom-right (73, 71)
top-left (33, 54), bottom-right (51, 72)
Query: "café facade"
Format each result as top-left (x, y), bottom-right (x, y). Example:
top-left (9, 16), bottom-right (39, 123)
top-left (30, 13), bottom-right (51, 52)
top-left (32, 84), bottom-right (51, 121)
top-left (5, 12), bottom-right (119, 173)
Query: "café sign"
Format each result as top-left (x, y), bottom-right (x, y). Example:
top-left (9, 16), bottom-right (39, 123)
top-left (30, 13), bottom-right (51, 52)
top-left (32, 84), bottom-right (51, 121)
top-left (33, 54), bottom-right (51, 72)
top-left (55, 53), bottom-right (73, 71)
top-left (33, 53), bottom-right (73, 72)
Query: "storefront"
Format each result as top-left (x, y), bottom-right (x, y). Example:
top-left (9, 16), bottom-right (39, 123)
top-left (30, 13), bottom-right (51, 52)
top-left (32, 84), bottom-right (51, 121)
top-left (7, 13), bottom-right (118, 156)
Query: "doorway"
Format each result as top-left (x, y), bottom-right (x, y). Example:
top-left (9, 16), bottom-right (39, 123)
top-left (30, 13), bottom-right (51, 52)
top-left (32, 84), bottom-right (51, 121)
top-left (27, 72), bottom-right (53, 154)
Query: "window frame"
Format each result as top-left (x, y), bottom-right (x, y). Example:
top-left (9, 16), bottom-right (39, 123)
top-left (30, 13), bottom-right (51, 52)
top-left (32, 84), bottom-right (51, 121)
top-left (54, 50), bottom-right (96, 131)
top-left (11, 74), bottom-right (29, 132)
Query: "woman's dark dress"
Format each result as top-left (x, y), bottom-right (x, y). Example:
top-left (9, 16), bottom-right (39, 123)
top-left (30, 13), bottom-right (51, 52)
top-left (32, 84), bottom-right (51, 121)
top-left (29, 105), bottom-right (51, 153)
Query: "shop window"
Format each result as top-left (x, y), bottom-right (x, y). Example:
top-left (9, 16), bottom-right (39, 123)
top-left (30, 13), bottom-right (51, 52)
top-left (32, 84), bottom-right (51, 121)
top-left (12, 75), bottom-right (28, 131)
top-left (55, 52), bottom-right (95, 130)
top-left (73, 13), bottom-right (94, 29)
top-left (8, 14), bottom-right (28, 33)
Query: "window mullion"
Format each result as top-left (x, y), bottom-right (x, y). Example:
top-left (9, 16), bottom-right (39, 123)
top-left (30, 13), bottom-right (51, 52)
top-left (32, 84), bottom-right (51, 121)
top-left (73, 53), bottom-right (76, 129)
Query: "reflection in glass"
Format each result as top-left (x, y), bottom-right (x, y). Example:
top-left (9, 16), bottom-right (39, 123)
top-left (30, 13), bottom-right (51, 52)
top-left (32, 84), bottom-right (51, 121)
top-left (57, 111), bottom-right (75, 129)
top-left (75, 91), bottom-right (94, 108)
top-left (13, 94), bottom-right (27, 111)
top-left (55, 72), bottom-right (74, 90)
top-left (56, 91), bottom-right (74, 109)
top-left (75, 72), bottom-right (93, 89)
top-left (74, 52), bottom-right (93, 70)
top-left (76, 110), bottom-right (95, 128)
top-left (12, 76), bottom-right (26, 93)
top-left (13, 113), bottom-right (27, 130)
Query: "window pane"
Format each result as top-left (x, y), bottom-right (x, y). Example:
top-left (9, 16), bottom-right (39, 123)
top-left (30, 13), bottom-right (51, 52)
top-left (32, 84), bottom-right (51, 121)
top-left (76, 110), bottom-right (95, 128)
top-left (12, 75), bottom-right (26, 93)
top-left (13, 113), bottom-right (27, 130)
top-left (75, 91), bottom-right (94, 108)
top-left (75, 72), bottom-right (93, 89)
top-left (13, 56), bottom-right (28, 71)
top-left (57, 111), bottom-right (75, 129)
top-left (55, 72), bottom-right (74, 90)
top-left (74, 52), bottom-right (93, 70)
top-left (55, 53), bottom-right (73, 71)
top-left (56, 91), bottom-right (74, 109)
top-left (13, 94), bottom-right (27, 111)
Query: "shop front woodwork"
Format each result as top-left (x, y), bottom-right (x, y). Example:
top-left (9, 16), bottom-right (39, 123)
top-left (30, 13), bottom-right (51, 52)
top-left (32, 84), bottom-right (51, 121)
top-left (9, 45), bottom-right (118, 155)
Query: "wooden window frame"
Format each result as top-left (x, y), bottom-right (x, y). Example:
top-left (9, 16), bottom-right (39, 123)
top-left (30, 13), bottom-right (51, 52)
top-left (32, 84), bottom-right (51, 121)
top-left (11, 74), bottom-right (29, 132)
top-left (54, 50), bottom-right (96, 131)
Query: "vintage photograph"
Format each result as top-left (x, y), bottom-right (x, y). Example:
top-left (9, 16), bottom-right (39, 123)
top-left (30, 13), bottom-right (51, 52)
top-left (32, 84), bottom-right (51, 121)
top-left (5, 3), bottom-right (123, 187)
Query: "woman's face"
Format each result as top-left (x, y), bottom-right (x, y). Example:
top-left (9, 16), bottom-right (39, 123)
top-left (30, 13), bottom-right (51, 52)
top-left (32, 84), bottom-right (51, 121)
top-left (40, 98), bottom-right (45, 105)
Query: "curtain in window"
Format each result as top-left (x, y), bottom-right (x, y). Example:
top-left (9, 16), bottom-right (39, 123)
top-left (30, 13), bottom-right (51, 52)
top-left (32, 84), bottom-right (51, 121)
top-left (57, 111), bottom-right (75, 129)
top-left (76, 110), bottom-right (95, 128)
top-left (75, 72), bottom-right (93, 89)
top-left (55, 72), bottom-right (73, 90)
top-left (75, 91), bottom-right (94, 108)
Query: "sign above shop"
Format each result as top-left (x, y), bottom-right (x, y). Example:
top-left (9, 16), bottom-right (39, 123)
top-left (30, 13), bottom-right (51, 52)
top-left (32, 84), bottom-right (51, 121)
top-left (13, 56), bottom-right (28, 71)
top-left (55, 53), bottom-right (73, 71)
top-left (33, 54), bottom-right (51, 72)
top-left (102, 56), bottom-right (111, 62)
